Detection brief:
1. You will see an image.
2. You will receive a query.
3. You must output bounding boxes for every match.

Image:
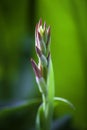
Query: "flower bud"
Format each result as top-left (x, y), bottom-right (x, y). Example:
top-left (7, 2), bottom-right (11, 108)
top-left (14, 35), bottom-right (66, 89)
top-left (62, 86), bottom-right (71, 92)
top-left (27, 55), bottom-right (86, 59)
top-left (36, 46), bottom-right (42, 57)
top-left (44, 22), bottom-right (46, 31)
top-left (31, 19), bottom-right (52, 96)
top-left (46, 26), bottom-right (51, 53)
top-left (35, 24), bottom-right (40, 49)
top-left (31, 58), bottom-right (42, 78)
top-left (36, 46), bottom-right (47, 67)
top-left (36, 77), bottom-right (47, 94)
top-left (38, 18), bottom-right (42, 27)
top-left (43, 22), bottom-right (47, 44)
top-left (47, 26), bottom-right (51, 45)
top-left (37, 32), bottom-right (46, 54)
top-left (40, 55), bottom-right (47, 67)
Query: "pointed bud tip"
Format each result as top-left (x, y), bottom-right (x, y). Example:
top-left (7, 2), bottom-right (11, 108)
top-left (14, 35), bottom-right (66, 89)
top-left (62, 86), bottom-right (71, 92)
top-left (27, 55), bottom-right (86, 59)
top-left (47, 26), bottom-right (51, 35)
top-left (38, 31), bottom-right (41, 40)
top-left (44, 21), bottom-right (46, 29)
top-left (46, 26), bottom-right (51, 47)
top-left (36, 46), bottom-right (42, 57)
top-left (39, 18), bottom-right (42, 26)
top-left (31, 58), bottom-right (37, 70)
top-left (30, 58), bottom-right (33, 63)
top-left (35, 24), bottom-right (38, 35)
top-left (31, 58), bottom-right (36, 69)
top-left (31, 58), bottom-right (42, 78)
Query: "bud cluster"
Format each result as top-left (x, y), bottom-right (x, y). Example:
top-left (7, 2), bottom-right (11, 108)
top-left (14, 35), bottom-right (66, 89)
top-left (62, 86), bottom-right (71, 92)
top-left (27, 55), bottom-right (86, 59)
top-left (31, 19), bottom-right (74, 130)
top-left (31, 19), bottom-right (51, 95)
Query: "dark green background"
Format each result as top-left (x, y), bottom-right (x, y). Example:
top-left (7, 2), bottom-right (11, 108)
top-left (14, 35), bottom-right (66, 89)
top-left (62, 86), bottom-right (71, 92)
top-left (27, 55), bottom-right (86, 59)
top-left (0, 0), bottom-right (87, 129)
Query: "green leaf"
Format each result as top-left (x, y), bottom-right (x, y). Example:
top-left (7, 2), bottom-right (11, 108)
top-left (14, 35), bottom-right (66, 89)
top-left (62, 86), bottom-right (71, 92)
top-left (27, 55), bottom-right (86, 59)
top-left (35, 58), bottom-right (55, 130)
top-left (47, 58), bottom-right (55, 103)
top-left (54, 97), bottom-right (75, 110)
top-left (36, 104), bottom-right (46, 130)
top-left (36, 105), bottom-right (42, 130)
top-left (45, 58), bottom-right (55, 129)
top-left (0, 98), bottom-right (41, 130)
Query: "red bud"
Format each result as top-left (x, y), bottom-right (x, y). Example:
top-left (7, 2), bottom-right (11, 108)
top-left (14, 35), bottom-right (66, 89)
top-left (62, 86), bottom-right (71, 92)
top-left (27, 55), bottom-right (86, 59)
top-left (36, 46), bottom-right (42, 57)
top-left (38, 31), bottom-right (41, 41)
top-left (38, 18), bottom-right (42, 27)
top-left (31, 58), bottom-right (42, 78)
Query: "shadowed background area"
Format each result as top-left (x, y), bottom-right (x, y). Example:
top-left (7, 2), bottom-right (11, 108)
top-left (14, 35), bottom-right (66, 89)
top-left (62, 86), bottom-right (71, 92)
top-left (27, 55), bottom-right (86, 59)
top-left (0, 0), bottom-right (87, 130)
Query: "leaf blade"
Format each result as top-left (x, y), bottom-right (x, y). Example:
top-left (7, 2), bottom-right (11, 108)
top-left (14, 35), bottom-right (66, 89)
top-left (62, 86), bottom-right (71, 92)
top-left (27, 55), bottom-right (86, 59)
top-left (54, 97), bottom-right (75, 110)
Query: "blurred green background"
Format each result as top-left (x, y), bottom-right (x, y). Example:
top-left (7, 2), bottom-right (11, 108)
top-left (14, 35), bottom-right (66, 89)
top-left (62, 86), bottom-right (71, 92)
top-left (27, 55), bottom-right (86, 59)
top-left (0, 0), bottom-right (87, 129)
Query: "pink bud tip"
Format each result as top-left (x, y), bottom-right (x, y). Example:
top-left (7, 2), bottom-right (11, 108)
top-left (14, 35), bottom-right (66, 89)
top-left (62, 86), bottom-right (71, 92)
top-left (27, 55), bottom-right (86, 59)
top-left (38, 18), bottom-right (42, 27)
top-left (38, 31), bottom-right (41, 40)
top-left (36, 46), bottom-right (42, 57)
top-left (31, 58), bottom-right (42, 78)
top-left (47, 26), bottom-right (50, 36)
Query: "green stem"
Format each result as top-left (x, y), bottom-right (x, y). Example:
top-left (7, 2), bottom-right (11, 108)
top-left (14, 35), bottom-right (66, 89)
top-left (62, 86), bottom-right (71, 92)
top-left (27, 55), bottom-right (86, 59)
top-left (42, 94), bottom-right (50, 130)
